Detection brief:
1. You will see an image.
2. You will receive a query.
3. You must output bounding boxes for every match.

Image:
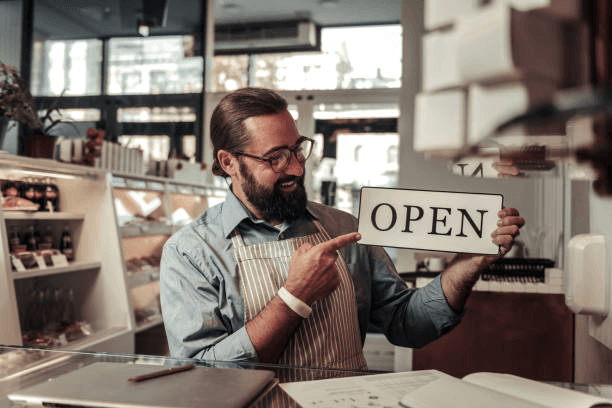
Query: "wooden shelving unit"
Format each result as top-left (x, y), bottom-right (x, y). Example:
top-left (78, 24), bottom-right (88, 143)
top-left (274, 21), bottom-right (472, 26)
top-left (0, 153), bottom-right (227, 364)
top-left (0, 154), bottom-right (133, 354)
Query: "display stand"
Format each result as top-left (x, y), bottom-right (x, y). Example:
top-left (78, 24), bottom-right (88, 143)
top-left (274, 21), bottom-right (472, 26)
top-left (0, 153), bottom-right (133, 354)
top-left (0, 153), bottom-right (227, 361)
top-left (110, 171), bottom-right (226, 355)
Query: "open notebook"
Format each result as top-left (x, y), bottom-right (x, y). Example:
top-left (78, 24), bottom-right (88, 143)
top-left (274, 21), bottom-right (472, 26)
top-left (8, 362), bottom-right (277, 408)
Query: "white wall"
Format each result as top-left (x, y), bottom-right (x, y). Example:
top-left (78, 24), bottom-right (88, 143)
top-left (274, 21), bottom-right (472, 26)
top-left (573, 187), bottom-right (612, 383)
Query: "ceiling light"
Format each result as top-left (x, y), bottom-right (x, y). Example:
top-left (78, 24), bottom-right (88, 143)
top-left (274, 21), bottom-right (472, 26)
top-left (221, 3), bottom-right (243, 13)
top-left (319, 0), bottom-right (339, 8)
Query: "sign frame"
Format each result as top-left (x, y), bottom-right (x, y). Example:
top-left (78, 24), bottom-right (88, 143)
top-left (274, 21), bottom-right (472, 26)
top-left (357, 187), bottom-right (504, 255)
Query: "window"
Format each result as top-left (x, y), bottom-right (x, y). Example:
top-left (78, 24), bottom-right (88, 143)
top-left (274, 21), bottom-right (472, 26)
top-left (31, 39), bottom-right (102, 96)
top-left (354, 145), bottom-right (363, 162)
top-left (107, 36), bottom-right (203, 95)
top-left (211, 55), bottom-right (250, 92)
top-left (212, 24), bottom-right (402, 92)
top-left (117, 107), bottom-right (197, 123)
top-left (387, 145), bottom-right (398, 164)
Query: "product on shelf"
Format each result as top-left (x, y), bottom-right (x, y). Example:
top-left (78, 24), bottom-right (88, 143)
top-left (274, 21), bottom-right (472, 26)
top-left (25, 224), bottom-right (37, 251)
top-left (1, 195), bottom-right (39, 211)
top-left (8, 227), bottom-right (21, 252)
top-left (20, 286), bottom-right (91, 348)
top-left (40, 225), bottom-right (54, 250)
top-left (42, 178), bottom-right (59, 212)
top-left (21, 177), bottom-right (38, 203)
top-left (1, 177), bottom-right (60, 211)
top-left (21, 321), bottom-right (93, 348)
top-left (59, 225), bottom-right (74, 261)
top-left (1, 179), bottom-right (21, 198)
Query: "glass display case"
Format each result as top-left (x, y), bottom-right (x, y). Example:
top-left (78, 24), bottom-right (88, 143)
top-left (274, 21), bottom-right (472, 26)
top-left (111, 173), bottom-right (226, 354)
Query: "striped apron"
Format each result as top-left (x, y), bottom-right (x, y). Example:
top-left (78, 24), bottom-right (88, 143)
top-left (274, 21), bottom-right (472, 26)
top-left (232, 220), bottom-right (368, 406)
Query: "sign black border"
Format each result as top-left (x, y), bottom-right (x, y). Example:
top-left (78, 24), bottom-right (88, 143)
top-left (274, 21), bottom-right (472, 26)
top-left (357, 186), bottom-right (505, 255)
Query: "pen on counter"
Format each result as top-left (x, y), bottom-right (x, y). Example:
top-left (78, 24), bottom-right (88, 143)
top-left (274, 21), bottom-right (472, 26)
top-left (127, 364), bottom-right (196, 383)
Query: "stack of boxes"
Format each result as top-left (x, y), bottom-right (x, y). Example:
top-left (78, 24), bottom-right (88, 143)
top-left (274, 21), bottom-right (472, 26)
top-left (415, 0), bottom-right (589, 159)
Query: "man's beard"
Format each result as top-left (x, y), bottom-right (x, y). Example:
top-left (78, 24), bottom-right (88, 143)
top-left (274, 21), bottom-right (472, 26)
top-left (239, 159), bottom-right (307, 223)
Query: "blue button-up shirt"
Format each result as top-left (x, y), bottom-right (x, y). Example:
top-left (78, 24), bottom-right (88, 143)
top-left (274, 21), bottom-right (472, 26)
top-left (160, 190), bottom-right (462, 362)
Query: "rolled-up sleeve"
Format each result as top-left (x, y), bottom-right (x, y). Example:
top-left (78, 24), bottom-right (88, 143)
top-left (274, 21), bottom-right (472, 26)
top-left (308, 201), bottom-right (463, 349)
top-left (160, 236), bottom-right (257, 361)
top-left (366, 245), bottom-right (463, 348)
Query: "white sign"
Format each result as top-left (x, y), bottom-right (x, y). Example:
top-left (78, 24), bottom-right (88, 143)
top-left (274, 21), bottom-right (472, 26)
top-left (51, 253), bottom-right (69, 267)
top-left (358, 187), bottom-right (503, 255)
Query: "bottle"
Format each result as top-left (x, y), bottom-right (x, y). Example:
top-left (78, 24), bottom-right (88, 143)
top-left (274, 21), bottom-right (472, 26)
top-left (61, 288), bottom-right (77, 326)
top-left (33, 178), bottom-right (46, 209)
top-left (42, 177), bottom-right (59, 212)
top-left (59, 225), bottom-right (74, 261)
top-left (8, 226), bottom-right (21, 253)
top-left (41, 224), bottom-right (54, 249)
top-left (25, 224), bottom-right (38, 251)
top-left (1, 178), bottom-right (20, 198)
top-left (21, 177), bottom-right (37, 205)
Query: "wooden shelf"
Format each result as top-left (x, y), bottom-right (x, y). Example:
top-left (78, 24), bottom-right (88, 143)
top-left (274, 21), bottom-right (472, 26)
top-left (134, 315), bottom-right (163, 333)
top-left (12, 261), bottom-right (102, 280)
top-left (119, 224), bottom-right (172, 238)
top-left (56, 326), bottom-right (131, 351)
top-left (3, 211), bottom-right (85, 221)
top-left (126, 268), bottom-right (159, 288)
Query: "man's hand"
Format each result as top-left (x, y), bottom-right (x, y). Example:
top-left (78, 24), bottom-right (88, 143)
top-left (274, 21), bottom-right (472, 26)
top-left (441, 207), bottom-right (525, 312)
top-left (245, 232), bottom-right (361, 363)
top-left (285, 232), bottom-right (361, 305)
top-left (473, 207), bottom-right (526, 268)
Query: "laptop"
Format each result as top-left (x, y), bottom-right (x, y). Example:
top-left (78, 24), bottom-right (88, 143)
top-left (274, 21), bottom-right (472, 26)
top-left (8, 362), bottom-right (277, 408)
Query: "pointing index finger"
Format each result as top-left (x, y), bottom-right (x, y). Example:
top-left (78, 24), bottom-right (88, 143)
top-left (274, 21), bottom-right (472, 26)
top-left (318, 232), bottom-right (361, 254)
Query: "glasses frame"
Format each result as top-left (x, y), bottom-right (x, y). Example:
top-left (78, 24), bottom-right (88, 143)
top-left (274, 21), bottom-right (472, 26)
top-left (233, 136), bottom-right (315, 173)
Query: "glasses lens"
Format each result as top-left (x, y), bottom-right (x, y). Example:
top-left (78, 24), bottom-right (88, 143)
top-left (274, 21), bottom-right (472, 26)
top-left (269, 150), bottom-right (291, 172)
top-left (268, 138), bottom-right (313, 172)
top-left (296, 138), bottom-right (313, 162)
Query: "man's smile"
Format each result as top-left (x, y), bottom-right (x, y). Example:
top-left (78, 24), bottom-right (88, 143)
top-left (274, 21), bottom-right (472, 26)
top-left (278, 178), bottom-right (298, 191)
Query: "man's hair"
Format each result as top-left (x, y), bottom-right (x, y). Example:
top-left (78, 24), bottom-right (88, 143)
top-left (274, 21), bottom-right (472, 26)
top-left (210, 87), bottom-right (288, 177)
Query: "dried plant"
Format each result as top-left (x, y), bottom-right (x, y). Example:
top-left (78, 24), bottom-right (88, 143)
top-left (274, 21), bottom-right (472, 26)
top-left (0, 61), bottom-right (43, 132)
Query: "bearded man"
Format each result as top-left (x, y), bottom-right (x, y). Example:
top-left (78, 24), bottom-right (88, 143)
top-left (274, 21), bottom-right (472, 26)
top-left (159, 87), bottom-right (525, 368)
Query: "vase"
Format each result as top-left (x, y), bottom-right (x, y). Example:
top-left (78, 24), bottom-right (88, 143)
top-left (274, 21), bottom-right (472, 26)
top-left (24, 133), bottom-right (58, 159)
top-left (0, 114), bottom-right (8, 151)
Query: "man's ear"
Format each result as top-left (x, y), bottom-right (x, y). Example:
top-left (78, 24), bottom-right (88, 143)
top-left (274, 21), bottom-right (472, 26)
top-left (217, 150), bottom-right (238, 177)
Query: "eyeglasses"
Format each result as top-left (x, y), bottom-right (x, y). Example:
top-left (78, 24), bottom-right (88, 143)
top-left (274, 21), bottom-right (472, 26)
top-left (233, 136), bottom-right (314, 173)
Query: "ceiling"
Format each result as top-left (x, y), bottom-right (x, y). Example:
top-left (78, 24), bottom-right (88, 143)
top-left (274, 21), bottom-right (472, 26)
top-left (33, 0), bottom-right (402, 40)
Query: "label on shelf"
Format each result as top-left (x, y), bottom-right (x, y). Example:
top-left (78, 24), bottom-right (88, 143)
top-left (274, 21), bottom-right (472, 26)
top-left (10, 255), bottom-right (26, 272)
top-left (32, 254), bottom-right (47, 269)
top-left (51, 253), bottom-right (69, 267)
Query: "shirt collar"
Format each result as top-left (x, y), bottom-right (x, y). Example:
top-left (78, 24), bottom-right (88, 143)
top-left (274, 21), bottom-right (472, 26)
top-left (221, 186), bottom-right (318, 238)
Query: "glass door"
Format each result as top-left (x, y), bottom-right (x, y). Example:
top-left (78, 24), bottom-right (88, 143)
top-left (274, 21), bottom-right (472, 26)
top-left (289, 91), bottom-right (400, 217)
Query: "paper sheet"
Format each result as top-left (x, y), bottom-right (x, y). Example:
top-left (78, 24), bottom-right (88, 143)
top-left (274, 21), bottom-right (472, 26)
top-left (280, 370), bottom-right (441, 408)
top-left (399, 373), bottom-right (547, 408)
top-left (463, 372), bottom-right (612, 408)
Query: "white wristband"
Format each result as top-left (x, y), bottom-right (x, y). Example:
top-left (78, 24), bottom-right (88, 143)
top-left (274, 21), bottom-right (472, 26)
top-left (278, 287), bottom-right (312, 319)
